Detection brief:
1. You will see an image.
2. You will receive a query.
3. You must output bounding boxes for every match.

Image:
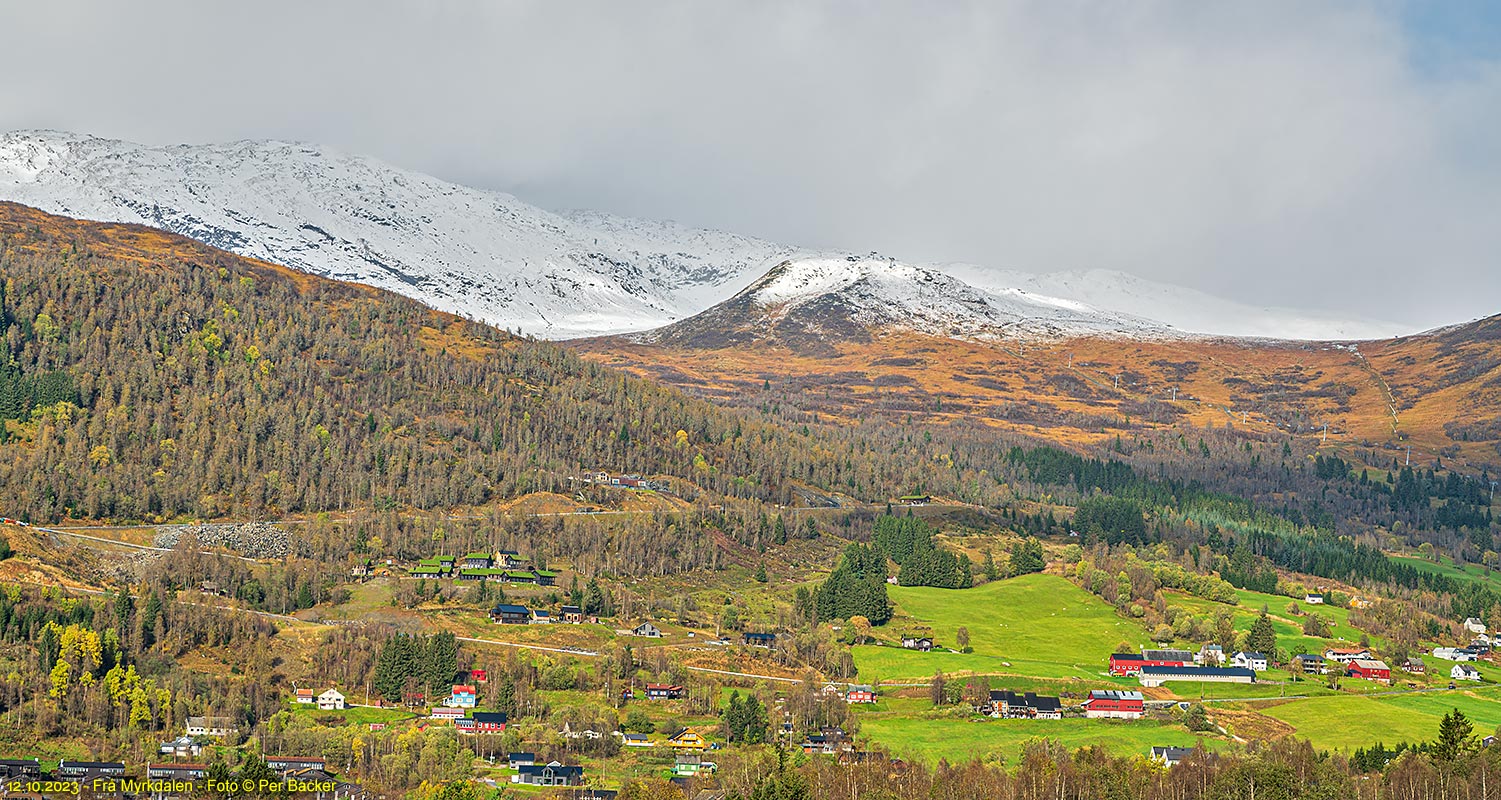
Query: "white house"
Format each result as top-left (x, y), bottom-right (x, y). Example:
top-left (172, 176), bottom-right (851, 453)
top-left (1325, 648), bottom-right (1371, 664)
top-left (1464, 618), bottom-right (1487, 635)
top-left (1453, 663), bottom-right (1482, 682)
top-left (1434, 647), bottom-right (1478, 662)
top-left (1195, 645), bottom-right (1224, 666)
top-left (1305, 593), bottom-right (1325, 604)
top-left (317, 689), bottom-right (347, 710)
top-left (185, 716), bottom-right (237, 738)
top-left (1232, 651), bottom-right (1269, 672)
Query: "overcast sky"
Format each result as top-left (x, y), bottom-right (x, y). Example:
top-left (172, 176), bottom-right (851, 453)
top-left (3, 1), bottom-right (1499, 328)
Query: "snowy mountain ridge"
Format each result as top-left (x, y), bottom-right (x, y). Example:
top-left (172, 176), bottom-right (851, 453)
top-left (746, 256), bottom-right (1170, 339)
top-left (0, 130), bottom-right (793, 338)
top-left (0, 130), bottom-right (1412, 342)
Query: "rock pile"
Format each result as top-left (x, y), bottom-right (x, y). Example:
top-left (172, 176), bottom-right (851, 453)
top-left (154, 522), bottom-right (289, 559)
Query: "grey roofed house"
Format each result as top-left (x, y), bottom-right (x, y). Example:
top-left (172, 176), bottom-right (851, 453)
top-left (1151, 746), bottom-right (1195, 767)
top-left (507, 752), bottom-right (536, 768)
top-left (0, 759), bottom-right (41, 779)
top-left (58, 761), bottom-right (127, 779)
top-left (513, 761), bottom-right (584, 786)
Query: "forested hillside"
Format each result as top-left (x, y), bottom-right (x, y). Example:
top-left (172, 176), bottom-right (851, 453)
top-left (0, 203), bottom-right (904, 522)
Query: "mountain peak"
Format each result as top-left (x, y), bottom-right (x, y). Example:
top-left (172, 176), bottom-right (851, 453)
top-left (628, 255), bottom-right (1172, 354)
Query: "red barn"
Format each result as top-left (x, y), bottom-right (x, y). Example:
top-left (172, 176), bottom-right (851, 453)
top-left (1082, 689), bottom-right (1145, 719)
top-left (1109, 649), bottom-right (1190, 677)
top-left (1346, 659), bottom-right (1391, 684)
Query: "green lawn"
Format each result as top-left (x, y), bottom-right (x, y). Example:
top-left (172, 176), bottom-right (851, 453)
top-left (1258, 686), bottom-right (1501, 751)
top-left (853, 575), bottom-right (1144, 682)
top-left (288, 702), bottom-right (416, 726)
top-left (1391, 555), bottom-right (1501, 592)
top-left (857, 713), bottom-right (1220, 764)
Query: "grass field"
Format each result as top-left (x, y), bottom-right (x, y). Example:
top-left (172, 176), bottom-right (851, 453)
top-left (856, 712), bottom-right (1221, 763)
top-left (853, 575), bottom-right (1144, 682)
top-left (1392, 556), bottom-right (1501, 591)
top-left (1255, 686), bottom-right (1501, 751)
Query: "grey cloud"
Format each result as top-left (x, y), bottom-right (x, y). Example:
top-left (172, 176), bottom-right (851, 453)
top-left (2, 0), bottom-right (1498, 328)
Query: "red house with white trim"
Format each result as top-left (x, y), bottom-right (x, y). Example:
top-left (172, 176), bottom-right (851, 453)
top-left (1346, 659), bottom-right (1391, 684)
top-left (1082, 690), bottom-right (1145, 719)
top-left (1109, 649), bottom-right (1191, 677)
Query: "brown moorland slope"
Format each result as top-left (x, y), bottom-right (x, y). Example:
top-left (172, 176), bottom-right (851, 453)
top-left (575, 318), bottom-right (1501, 473)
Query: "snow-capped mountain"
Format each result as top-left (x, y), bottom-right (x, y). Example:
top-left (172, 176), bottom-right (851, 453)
top-left (0, 130), bottom-right (792, 338)
top-left (0, 129), bottom-right (1414, 343)
top-left (633, 255), bottom-right (1172, 350)
top-left (942, 265), bottom-right (1409, 340)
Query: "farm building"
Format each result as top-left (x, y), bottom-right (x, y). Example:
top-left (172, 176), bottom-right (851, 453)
top-left (1138, 666), bottom-right (1255, 688)
top-left (1110, 649), bottom-right (1189, 677)
top-left (508, 753), bottom-right (535, 769)
top-left (561, 605), bottom-right (586, 624)
top-left (431, 707), bottom-right (465, 722)
top-left (984, 690), bottom-right (1062, 720)
top-left (1082, 690), bottom-right (1144, 719)
top-left (1453, 663), bottom-right (1482, 681)
top-left (846, 685), bottom-right (876, 704)
top-left (1465, 618), bottom-right (1488, 635)
top-left (1195, 645), bottom-right (1224, 666)
top-left (1305, 593), bottom-right (1324, 604)
top-left (901, 635), bottom-right (935, 651)
top-left (743, 632), bottom-right (777, 648)
top-left (1404, 657), bottom-right (1426, 674)
top-left (531, 609), bottom-right (552, 624)
top-left (317, 689), bottom-right (346, 710)
top-left (632, 622), bottom-right (662, 638)
top-left (622, 733), bottom-right (653, 747)
top-left (295, 688), bottom-right (315, 704)
top-left (1346, 659), bottom-right (1391, 684)
top-left (464, 552), bottom-right (494, 569)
